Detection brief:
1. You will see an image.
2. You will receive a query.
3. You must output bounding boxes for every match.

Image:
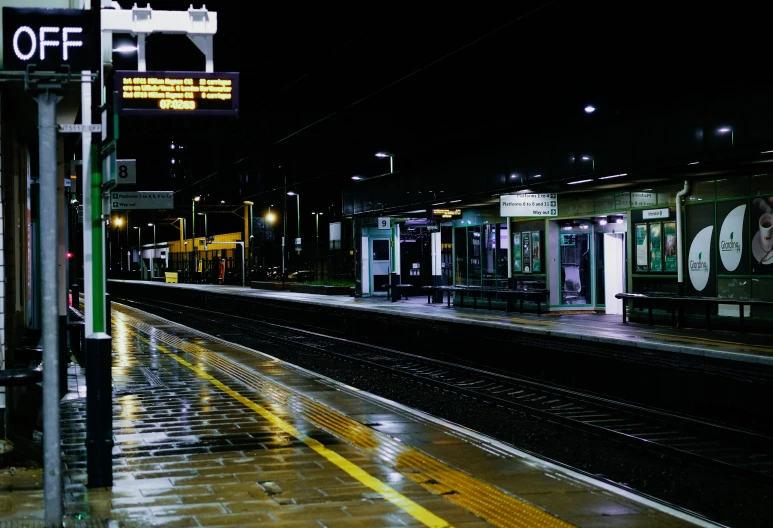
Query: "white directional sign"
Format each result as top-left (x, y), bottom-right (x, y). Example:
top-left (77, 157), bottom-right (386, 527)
top-left (116, 159), bottom-right (137, 185)
top-left (110, 191), bottom-right (174, 210)
top-left (500, 193), bottom-right (558, 218)
top-left (58, 124), bottom-right (102, 133)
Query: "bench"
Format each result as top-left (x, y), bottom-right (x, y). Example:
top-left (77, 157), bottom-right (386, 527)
top-left (385, 283), bottom-right (414, 300)
top-left (615, 292), bottom-right (773, 329)
top-left (421, 285), bottom-right (549, 314)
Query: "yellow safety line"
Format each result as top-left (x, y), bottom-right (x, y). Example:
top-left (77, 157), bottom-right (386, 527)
top-left (133, 332), bottom-right (453, 528)
top-left (116, 306), bottom-right (576, 528)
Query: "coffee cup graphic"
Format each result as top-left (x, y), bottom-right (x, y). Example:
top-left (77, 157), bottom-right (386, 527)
top-left (760, 213), bottom-right (773, 253)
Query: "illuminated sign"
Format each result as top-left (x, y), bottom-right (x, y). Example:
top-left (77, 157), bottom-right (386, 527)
top-left (500, 194), bottom-right (558, 217)
top-left (2, 7), bottom-right (93, 71)
top-left (115, 70), bottom-right (239, 116)
top-left (110, 191), bottom-right (174, 210)
top-left (432, 208), bottom-right (462, 219)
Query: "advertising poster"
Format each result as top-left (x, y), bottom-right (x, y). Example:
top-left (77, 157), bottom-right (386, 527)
top-left (650, 222), bottom-right (663, 272)
top-left (531, 231), bottom-right (541, 272)
top-left (717, 200), bottom-right (748, 274)
top-left (522, 232), bottom-right (532, 274)
top-left (664, 222), bottom-right (677, 272)
top-left (685, 203), bottom-right (716, 297)
top-left (635, 224), bottom-right (648, 271)
top-left (513, 233), bottom-right (522, 272)
top-left (750, 197), bottom-right (773, 274)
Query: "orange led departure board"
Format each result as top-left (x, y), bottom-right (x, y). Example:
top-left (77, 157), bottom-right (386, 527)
top-left (115, 70), bottom-right (239, 116)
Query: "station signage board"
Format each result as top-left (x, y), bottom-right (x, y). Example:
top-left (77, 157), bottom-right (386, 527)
top-left (110, 191), bottom-right (173, 210)
top-left (2, 7), bottom-right (94, 71)
top-left (431, 208), bottom-right (462, 219)
top-left (115, 70), bottom-right (239, 116)
top-left (500, 194), bottom-right (558, 218)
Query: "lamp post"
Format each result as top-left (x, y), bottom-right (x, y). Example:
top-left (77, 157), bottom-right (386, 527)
top-left (192, 196), bottom-right (200, 272)
top-left (148, 223), bottom-right (156, 279)
top-left (376, 152), bottom-right (395, 173)
top-left (133, 226), bottom-right (142, 279)
top-left (243, 200), bottom-right (253, 273)
top-left (287, 192), bottom-right (300, 256)
top-left (312, 212), bottom-right (323, 280)
top-left (265, 206), bottom-right (276, 277)
top-left (114, 217), bottom-right (124, 270)
top-left (197, 212), bottom-right (208, 249)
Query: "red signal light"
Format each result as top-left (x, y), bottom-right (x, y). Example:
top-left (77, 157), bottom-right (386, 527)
top-left (67, 252), bottom-right (73, 259)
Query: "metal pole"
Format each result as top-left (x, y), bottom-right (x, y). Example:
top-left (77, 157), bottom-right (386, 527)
top-left (241, 242), bottom-right (245, 287)
top-left (38, 90), bottom-right (63, 527)
top-left (192, 199), bottom-right (196, 269)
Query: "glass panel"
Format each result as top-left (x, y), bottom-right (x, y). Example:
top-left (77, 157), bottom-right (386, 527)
top-left (717, 176), bottom-right (749, 199)
top-left (561, 232), bottom-right (591, 304)
top-left (595, 233), bottom-right (605, 305)
top-left (718, 277), bottom-right (751, 299)
top-left (497, 224), bottom-right (508, 285)
top-left (482, 224), bottom-right (496, 287)
top-left (373, 239), bottom-right (389, 261)
top-left (657, 184), bottom-right (682, 205)
top-left (454, 227), bottom-right (467, 285)
top-left (750, 174), bottom-right (773, 196)
top-left (593, 193), bottom-right (616, 213)
top-left (468, 226), bottom-right (481, 285)
top-left (687, 179), bottom-right (716, 202)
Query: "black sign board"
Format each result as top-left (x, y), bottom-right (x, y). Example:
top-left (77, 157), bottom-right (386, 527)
top-left (2, 7), bottom-right (94, 71)
top-left (115, 70), bottom-right (240, 117)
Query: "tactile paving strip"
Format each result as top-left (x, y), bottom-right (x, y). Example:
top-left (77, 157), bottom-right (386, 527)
top-left (116, 305), bottom-right (575, 528)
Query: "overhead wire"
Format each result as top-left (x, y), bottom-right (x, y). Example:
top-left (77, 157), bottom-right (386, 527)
top-left (175, 0), bottom-right (560, 198)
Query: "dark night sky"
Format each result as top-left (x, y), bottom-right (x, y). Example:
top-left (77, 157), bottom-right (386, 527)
top-left (107, 0), bottom-right (768, 240)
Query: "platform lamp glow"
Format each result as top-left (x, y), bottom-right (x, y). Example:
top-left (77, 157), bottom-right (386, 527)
top-left (148, 223), bottom-right (156, 279)
top-left (133, 226), bottom-right (143, 279)
top-left (376, 152), bottom-right (394, 173)
top-left (113, 216), bottom-right (123, 270)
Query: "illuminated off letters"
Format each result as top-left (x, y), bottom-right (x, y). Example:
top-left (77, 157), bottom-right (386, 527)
top-left (13, 25), bottom-right (83, 62)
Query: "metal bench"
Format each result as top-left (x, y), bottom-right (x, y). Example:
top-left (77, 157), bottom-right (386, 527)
top-left (615, 292), bottom-right (773, 329)
top-left (421, 285), bottom-right (549, 314)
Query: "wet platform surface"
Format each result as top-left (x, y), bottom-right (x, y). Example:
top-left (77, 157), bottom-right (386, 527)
top-left (0, 302), bottom-right (713, 527)
top-left (112, 280), bottom-right (773, 367)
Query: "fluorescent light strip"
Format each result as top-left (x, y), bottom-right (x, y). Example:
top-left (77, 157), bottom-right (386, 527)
top-left (567, 179), bottom-right (593, 185)
top-left (688, 162), bottom-right (699, 165)
top-left (598, 173), bottom-right (628, 180)
top-left (762, 150), bottom-right (773, 154)
top-left (449, 199), bottom-right (462, 203)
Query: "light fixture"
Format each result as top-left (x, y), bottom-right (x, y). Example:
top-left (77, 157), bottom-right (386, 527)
top-left (718, 127), bottom-right (731, 133)
top-left (375, 152), bottom-right (392, 158)
top-left (584, 105), bottom-right (596, 114)
top-left (581, 156), bottom-right (590, 161)
top-left (113, 44), bottom-right (138, 53)
top-left (533, 174), bottom-right (542, 178)
top-left (432, 202), bottom-right (447, 206)
top-left (194, 196), bottom-right (200, 202)
top-left (568, 179), bottom-right (593, 185)
top-left (287, 191), bottom-right (297, 196)
top-left (599, 219), bottom-right (608, 226)
top-left (516, 189), bottom-right (533, 194)
top-left (449, 199), bottom-right (462, 203)
top-left (221, 200), bottom-right (225, 204)
top-left (598, 173), bottom-right (628, 180)
top-left (688, 162), bottom-right (699, 165)
top-left (351, 175), bottom-right (363, 181)
top-left (616, 218), bottom-right (624, 224)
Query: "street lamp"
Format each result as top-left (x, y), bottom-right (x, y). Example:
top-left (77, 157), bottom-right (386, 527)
top-left (243, 200), bottom-right (253, 272)
top-left (375, 152), bottom-right (394, 173)
top-left (287, 192), bottom-right (300, 253)
top-left (148, 223), bottom-right (156, 279)
top-left (312, 212), bottom-right (323, 280)
top-left (113, 217), bottom-right (124, 270)
top-left (133, 226), bottom-right (143, 279)
top-left (197, 212), bottom-right (208, 248)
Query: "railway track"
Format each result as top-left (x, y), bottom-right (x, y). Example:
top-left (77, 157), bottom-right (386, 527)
top-left (116, 296), bottom-right (773, 488)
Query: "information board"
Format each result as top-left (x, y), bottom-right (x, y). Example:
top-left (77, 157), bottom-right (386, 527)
top-left (115, 70), bottom-right (239, 116)
top-left (110, 191), bottom-right (174, 210)
top-left (500, 194), bottom-right (557, 217)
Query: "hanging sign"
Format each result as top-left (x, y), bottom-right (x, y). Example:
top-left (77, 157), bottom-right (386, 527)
top-left (377, 217), bottom-right (390, 230)
top-left (115, 70), bottom-right (240, 116)
top-left (2, 7), bottom-right (94, 71)
top-left (643, 208), bottom-right (669, 219)
top-left (110, 191), bottom-right (173, 210)
top-left (431, 208), bottom-right (462, 219)
top-left (500, 194), bottom-right (557, 217)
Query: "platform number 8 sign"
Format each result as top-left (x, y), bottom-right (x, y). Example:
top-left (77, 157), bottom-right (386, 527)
top-left (116, 159), bottom-right (136, 185)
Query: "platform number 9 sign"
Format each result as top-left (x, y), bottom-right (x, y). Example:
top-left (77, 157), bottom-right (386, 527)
top-left (378, 217), bottom-right (390, 230)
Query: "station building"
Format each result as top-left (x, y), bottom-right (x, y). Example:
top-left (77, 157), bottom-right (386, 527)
top-left (344, 86), bottom-right (773, 322)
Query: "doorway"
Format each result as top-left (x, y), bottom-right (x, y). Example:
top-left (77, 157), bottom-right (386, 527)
top-left (603, 233), bottom-right (625, 314)
top-left (370, 238), bottom-right (391, 295)
top-left (559, 230), bottom-right (591, 305)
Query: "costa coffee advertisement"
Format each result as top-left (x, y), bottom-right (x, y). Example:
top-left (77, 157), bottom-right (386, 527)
top-left (751, 197), bottom-right (773, 274)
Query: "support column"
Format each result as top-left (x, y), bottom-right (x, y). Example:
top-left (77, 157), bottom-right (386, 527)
top-left (506, 218), bottom-right (514, 288)
top-left (37, 90), bottom-right (63, 527)
top-left (85, 332), bottom-right (113, 487)
top-left (431, 230), bottom-right (442, 302)
top-left (391, 222), bottom-right (400, 302)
